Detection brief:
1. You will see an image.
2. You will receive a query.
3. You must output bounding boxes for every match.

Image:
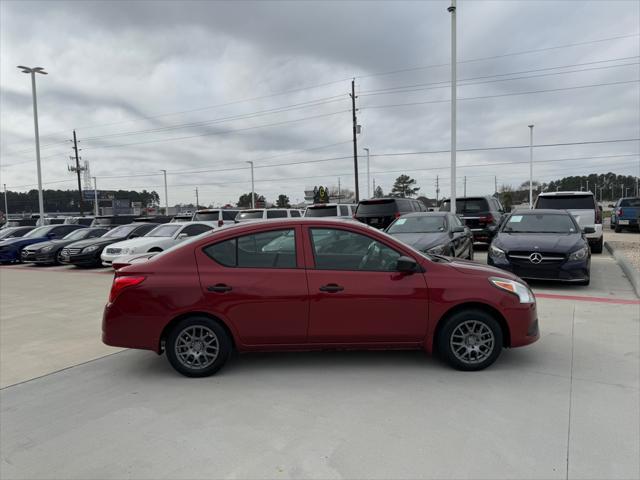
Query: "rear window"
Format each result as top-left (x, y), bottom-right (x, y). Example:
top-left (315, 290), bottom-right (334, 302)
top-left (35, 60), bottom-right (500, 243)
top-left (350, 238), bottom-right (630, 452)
top-left (440, 198), bottom-right (489, 214)
top-left (237, 210), bottom-right (264, 220)
top-left (290, 210), bottom-right (301, 217)
top-left (620, 198), bottom-right (640, 207)
top-left (536, 195), bottom-right (595, 210)
top-left (356, 199), bottom-right (397, 216)
top-left (267, 210), bottom-right (288, 219)
top-left (193, 211), bottom-right (219, 221)
top-left (222, 210), bottom-right (238, 221)
top-left (305, 206), bottom-right (339, 217)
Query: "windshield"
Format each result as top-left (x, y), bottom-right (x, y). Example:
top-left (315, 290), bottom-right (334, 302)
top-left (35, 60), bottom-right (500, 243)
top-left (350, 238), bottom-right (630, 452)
top-left (305, 206), bottom-right (338, 217)
top-left (237, 211), bottom-right (264, 220)
top-left (388, 216), bottom-right (446, 233)
top-left (103, 225), bottom-right (137, 238)
top-left (0, 228), bottom-right (21, 239)
top-left (63, 229), bottom-right (89, 240)
top-left (536, 195), bottom-right (594, 210)
top-left (146, 224), bottom-right (181, 237)
top-left (192, 211), bottom-right (219, 221)
top-left (24, 226), bottom-right (55, 238)
top-left (620, 198), bottom-right (640, 207)
top-left (503, 214), bottom-right (577, 234)
top-left (440, 198), bottom-right (488, 213)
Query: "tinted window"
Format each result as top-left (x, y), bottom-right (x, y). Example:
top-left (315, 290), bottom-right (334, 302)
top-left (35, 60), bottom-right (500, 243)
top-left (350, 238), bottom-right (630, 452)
top-left (88, 228), bottom-right (108, 238)
top-left (503, 213), bottom-right (578, 234)
top-left (24, 226), bottom-right (56, 238)
top-left (310, 228), bottom-right (401, 271)
top-left (146, 225), bottom-right (181, 237)
top-left (440, 198), bottom-right (489, 213)
top-left (290, 210), bottom-right (301, 217)
top-left (193, 211), bottom-right (220, 221)
top-left (388, 216), bottom-right (446, 234)
top-left (356, 199), bottom-right (397, 216)
top-left (204, 229), bottom-right (296, 269)
top-left (64, 229), bottom-right (91, 240)
top-left (181, 224), bottom-right (212, 236)
top-left (237, 211), bottom-right (264, 220)
top-left (305, 206), bottom-right (338, 217)
top-left (620, 198), bottom-right (640, 207)
top-left (222, 210), bottom-right (238, 221)
top-left (103, 225), bottom-right (138, 238)
top-left (267, 210), bottom-right (288, 219)
top-left (133, 224), bottom-right (157, 236)
top-left (535, 195), bottom-right (595, 210)
top-left (339, 205), bottom-right (350, 216)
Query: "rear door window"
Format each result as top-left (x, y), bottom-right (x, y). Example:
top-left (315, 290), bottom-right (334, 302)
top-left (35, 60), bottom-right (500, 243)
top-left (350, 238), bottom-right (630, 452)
top-left (222, 211), bottom-right (238, 221)
top-left (536, 195), bottom-right (595, 210)
top-left (267, 210), bottom-right (288, 219)
top-left (339, 205), bottom-right (350, 216)
top-left (204, 230), bottom-right (296, 269)
top-left (289, 210), bottom-right (301, 217)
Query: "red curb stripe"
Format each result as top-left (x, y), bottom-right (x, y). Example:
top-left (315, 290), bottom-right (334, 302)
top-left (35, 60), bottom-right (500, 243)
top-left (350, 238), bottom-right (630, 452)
top-left (535, 293), bottom-right (640, 305)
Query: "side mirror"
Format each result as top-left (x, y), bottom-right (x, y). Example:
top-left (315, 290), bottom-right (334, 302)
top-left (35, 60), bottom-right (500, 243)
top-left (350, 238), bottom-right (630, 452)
top-left (505, 206), bottom-right (512, 213)
top-left (177, 233), bottom-right (188, 240)
top-left (47, 232), bottom-right (57, 238)
top-left (583, 226), bottom-right (596, 234)
top-left (129, 233), bottom-right (139, 238)
top-left (396, 256), bottom-right (420, 273)
top-left (452, 226), bottom-right (465, 233)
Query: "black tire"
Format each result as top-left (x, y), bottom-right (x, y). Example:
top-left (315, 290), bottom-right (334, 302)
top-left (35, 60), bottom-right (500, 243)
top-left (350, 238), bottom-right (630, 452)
top-left (591, 237), bottom-right (603, 254)
top-left (437, 309), bottom-right (503, 371)
top-left (615, 225), bottom-right (622, 233)
top-left (468, 244), bottom-right (474, 261)
top-left (166, 316), bottom-right (232, 377)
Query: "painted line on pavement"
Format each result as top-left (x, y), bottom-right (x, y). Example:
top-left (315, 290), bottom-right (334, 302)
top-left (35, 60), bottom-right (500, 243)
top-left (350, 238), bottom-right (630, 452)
top-left (535, 292), bottom-right (640, 305)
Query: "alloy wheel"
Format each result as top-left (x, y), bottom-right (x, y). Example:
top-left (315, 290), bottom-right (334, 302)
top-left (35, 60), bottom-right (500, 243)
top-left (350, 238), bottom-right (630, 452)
top-left (449, 320), bottom-right (495, 365)
top-left (174, 325), bottom-right (219, 370)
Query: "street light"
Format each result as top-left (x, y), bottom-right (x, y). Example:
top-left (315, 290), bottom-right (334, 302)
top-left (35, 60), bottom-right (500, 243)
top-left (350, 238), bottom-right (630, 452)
top-left (246, 161), bottom-right (255, 208)
top-left (17, 65), bottom-right (47, 223)
top-left (528, 124), bottom-right (534, 209)
top-left (160, 169), bottom-right (168, 214)
top-left (92, 177), bottom-right (99, 216)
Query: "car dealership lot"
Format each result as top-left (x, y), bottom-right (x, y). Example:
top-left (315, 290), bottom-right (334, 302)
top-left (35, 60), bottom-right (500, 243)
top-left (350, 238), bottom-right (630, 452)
top-left (1, 255), bottom-right (639, 479)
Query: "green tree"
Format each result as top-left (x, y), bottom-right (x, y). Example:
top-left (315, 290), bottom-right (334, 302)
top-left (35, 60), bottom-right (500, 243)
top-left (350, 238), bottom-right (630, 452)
top-left (391, 174), bottom-right (419, 198)
top-left (237, 192), bottom-right (265, 208)
top-left (275, 194), bottom-right (291, 208)
top-left (373, 185), bottom-right (384, 198)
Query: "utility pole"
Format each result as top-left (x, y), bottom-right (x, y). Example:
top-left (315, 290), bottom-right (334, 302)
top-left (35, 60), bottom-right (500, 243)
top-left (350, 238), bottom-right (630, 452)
top-left (92, 177), bottom-right (98, 216)
top-left (195, 187), bottom-right (200, 210)
top-left (528, 124), bottom-right (534, 209)
top-left (363, 147), bottom-right (371, 198)
top-left (463, 175), bottom-right (467, 197)
top-left (246, 161), bottom-right (255, 208)
top-left (18, 66), bottom-right (47, 223)
top-left (494, 176), bottom-right (498, 195)
top-left (448, 0), bottom-right (457, 215)
top-left (160, 170), bottom-right (169, 214)
top-left (586, 179), bottom-right (589, 192)
top-left (372, 178), bottom-right (376, 197)
top-left (71, 130), bottom-right (84, 216)
top-left (350, 79), bottom-right (360, 202)
top-left (338, 177), bottom-right (341, 204)
top-left (436, 175), bottom-right (440, 206)
top-left (3, 184), bottom-right (8, 216)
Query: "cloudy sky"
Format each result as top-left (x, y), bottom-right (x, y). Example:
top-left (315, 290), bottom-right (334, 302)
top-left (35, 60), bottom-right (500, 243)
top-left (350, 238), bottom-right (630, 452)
top-left (1, 0), bottom-right (638, 207)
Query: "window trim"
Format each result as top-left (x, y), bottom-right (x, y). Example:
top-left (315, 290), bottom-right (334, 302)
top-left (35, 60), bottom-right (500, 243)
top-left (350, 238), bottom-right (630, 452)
top-left (203, 228), bottom-right (299, 269)
top-left (308, 226), bottom-right (404, 272)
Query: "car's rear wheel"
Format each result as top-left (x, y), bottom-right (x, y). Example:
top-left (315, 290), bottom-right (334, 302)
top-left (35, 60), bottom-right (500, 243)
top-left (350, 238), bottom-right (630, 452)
top-left (591, 237), bottom-right (603, 254)
top-left (166, 316), bottom-right (232, 377)
top-left (437, 309), bottom-right (503, 371)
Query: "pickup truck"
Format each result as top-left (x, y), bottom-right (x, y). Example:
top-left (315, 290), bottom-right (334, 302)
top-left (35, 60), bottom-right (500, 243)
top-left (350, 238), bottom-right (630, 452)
top-left (611, 197), bottom-right (640, 232)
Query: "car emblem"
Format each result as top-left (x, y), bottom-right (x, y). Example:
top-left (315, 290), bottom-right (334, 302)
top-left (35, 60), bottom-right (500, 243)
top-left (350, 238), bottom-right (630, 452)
top-left (529, 252), bottom-right (543, 264)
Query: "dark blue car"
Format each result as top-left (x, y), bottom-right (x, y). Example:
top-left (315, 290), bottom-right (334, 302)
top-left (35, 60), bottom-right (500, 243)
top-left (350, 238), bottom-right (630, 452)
top-left (0, 224), bottom-right (86, 264)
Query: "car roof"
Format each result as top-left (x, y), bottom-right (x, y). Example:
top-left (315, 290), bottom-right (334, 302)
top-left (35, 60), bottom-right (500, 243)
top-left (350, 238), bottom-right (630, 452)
top-left (401, 212), bottom-right (447, 217)
top-left (537, 191), bottom-right (594, 196)
top-left (511, 209), bottom-right (570, 215)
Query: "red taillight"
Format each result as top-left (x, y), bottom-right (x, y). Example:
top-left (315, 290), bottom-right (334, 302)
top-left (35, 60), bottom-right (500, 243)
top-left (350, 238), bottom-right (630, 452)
top-left (616, 208), bottom-right (623, 218)
top-left (595, 208), bottom-right (602, 224)
top-left (218, 219), bottom-right (224, 227)
top-left (394, 212), bottom-right (402, 219)
top-left (479, 213), bottom-right (494, 224)
top-left (109, 275), bottom-right (145, 303)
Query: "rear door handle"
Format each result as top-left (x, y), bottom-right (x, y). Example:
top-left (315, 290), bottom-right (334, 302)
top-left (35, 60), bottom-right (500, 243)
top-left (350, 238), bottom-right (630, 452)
top-left (319, 284), bottom-right (344, 293)
top-left (207, 284), bottom-right (232, 293)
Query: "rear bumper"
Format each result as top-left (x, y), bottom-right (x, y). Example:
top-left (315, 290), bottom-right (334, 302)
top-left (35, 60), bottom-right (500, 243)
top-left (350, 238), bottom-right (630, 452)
top-left (584, 224), bottom-right (603, 240)
top-left (102, 302), bottom-right (164, 352)
top-left (469, 227), bottom-right (498, 244)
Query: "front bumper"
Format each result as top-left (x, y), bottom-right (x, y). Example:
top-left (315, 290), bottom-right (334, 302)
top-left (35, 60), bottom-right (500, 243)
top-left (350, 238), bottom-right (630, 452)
top-left (59, 251), bottom-right (101, 267)
top-left (21, 249), bottom-right (57, 264)
top-left (488, 255), bottom-right (590, 282)
top-left (504, 302), bottom-right (539, 348)
top-left (0, 249), bottom-right (20, 263)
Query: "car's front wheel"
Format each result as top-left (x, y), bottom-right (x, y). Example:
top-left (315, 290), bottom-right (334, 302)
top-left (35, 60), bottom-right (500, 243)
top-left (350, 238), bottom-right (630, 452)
top-left (166, 316), bottom-right (232, 377)
top-left (437, 309), bottom-right (503, 371)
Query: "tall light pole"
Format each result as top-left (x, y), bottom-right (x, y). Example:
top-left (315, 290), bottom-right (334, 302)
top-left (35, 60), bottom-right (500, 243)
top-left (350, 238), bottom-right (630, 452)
top-left (528, 124), bottom-right (534, 208)
top-left (92, 177), bottom-right (99, 216)
top-left (246, 161), bottom-right (255, 208)
top-left (160, 169), bottom-right (169, 214)
top-left (363, 147), bottom-right (371, 198)
top-left (17, 66), bottom-right (47, 222)
top-left (3, 184), bottom-right (8, 217)
top-left (448, 0), bottom-right (457, 214)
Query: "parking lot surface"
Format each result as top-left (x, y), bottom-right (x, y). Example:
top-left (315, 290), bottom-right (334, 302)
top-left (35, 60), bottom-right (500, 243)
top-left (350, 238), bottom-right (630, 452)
top-left (1, 253), bottom-right (639, 479)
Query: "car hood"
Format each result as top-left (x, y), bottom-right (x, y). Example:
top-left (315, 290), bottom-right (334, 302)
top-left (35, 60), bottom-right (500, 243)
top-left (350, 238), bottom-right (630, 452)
top-left (23, 238), bottom-right (80, 251)
top-left (105, 237), bottom-right (167, 250)
top-left (67, 237), bottom-right (126, 249)
top-left (390, 232), bottom-right (450, 251)
top-left (493, 232), bottom-right (583, 252)
top-left (0, 236), bottom-right (47, 248)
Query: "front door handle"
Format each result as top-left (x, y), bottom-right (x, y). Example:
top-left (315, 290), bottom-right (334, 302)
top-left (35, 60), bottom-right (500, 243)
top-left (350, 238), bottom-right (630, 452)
top-left (207, 284), bottom-right (232, 293)
top-left (319, 284), bottom-right (344, 293)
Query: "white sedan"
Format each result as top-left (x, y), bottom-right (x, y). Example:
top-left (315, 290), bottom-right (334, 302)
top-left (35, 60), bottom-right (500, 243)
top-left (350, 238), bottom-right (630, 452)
top-left (100, 222), bottom-right (215, 267)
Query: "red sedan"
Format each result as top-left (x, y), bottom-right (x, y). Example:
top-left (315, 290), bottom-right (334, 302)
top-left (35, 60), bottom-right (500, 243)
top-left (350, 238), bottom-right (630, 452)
top-left (103, 218), bottom-right (539, 377)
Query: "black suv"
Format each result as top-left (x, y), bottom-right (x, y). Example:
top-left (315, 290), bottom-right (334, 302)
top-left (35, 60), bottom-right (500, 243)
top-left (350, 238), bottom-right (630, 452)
top-left (354, 198), bottom-right (426, 229)
top-left (440, 196), bottom-right (505, 244)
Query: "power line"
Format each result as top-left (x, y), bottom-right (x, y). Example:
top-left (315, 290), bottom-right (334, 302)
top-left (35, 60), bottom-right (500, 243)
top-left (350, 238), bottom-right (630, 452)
top-left (361, 79), bottom-right (640, 110)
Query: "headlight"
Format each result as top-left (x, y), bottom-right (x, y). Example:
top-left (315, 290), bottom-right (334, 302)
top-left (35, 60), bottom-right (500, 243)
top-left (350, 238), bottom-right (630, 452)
top-left (83, 245), bottom-right (100, 253)
top-left (426, 244), bottom-right (447, 255)
top-left (120, 248), bottom-right (130, 255)
top-left (489, 245), bottom-right (506, 261)
top-left (41, 245), bottom-right (54, 252)
top-left (490, 277), bottom-right (535, 304)
top-left (568, 246), bottom-right (588, 261)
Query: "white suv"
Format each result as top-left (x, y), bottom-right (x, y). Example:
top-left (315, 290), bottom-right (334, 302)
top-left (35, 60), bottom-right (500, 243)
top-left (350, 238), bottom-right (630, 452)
top-left (534, 191), bottom-right (603, 253)
top-left (191, 209), bottom-right (239, 227)
top-left (235, 209), bottom-right (302, 222)
top-left (304, 203), bottom-right (357, 217)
